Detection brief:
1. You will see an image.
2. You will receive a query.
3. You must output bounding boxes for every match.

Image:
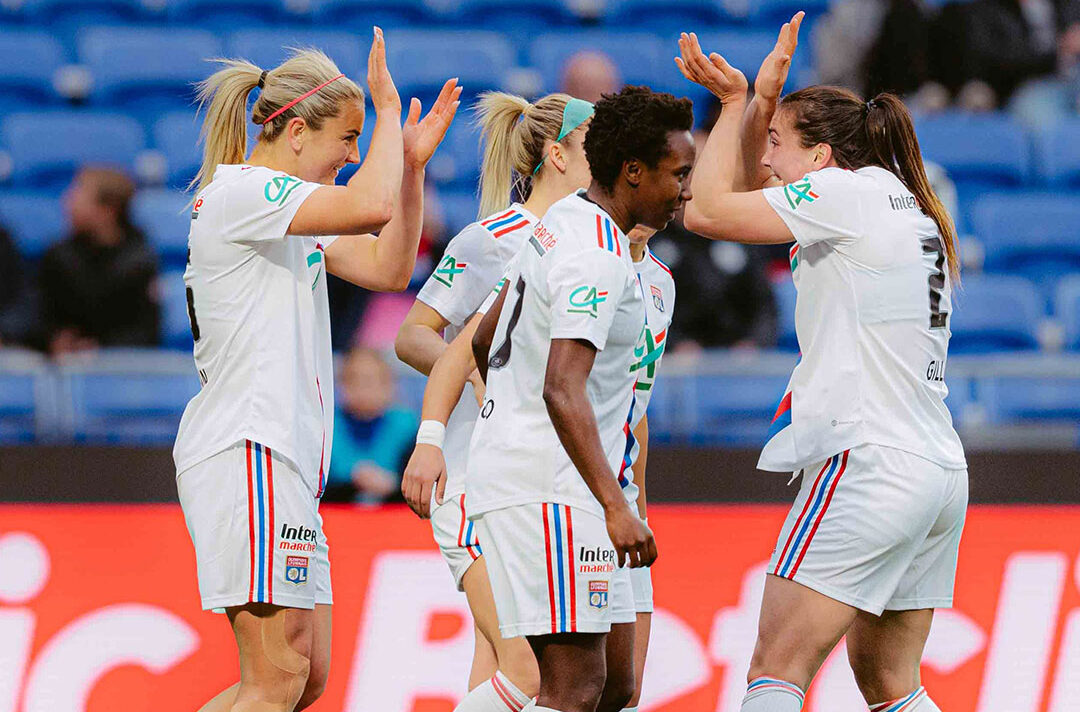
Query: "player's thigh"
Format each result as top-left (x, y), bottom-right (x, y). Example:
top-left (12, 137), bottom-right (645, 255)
top-left (227, 603), bottom-right (313, 686)
top-left (432, 494), bottom-right (483, 593)
top-left (630, 612), bottom-right (651, 703)
top-left (528, 631), bottom-right (609, 707)
top-left (846, 608), bottom-right (934, 702)
top-left (599, 621), bottom-right (636, 707)
top-left (308, 604), bottom-right (332, 692)
top-left (462, 555), bottom-right (538, 690)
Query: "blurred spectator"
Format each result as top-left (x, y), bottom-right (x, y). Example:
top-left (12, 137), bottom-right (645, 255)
top-left (324, 347), bottom-right (418, 504)
top-left (560, 50), bottom-right (621, 102)
top-left (0, 225), bottom-right (35, 348)
top-left (37, 167), bottom-right (160, 356)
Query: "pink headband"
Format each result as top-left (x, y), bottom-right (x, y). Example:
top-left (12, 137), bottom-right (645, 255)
top-left (262, 74), bottom-right (345, 125)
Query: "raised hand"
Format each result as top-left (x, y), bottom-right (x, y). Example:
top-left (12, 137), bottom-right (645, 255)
top-left (401, 443), bottom-right (446, 519)
top-left (755, 12), bottom-right (804, 104)
top-left (675, 32), bottom-right (748, 106)
top-left (403, 78), bottom-right (463, 168)
top-left (367, 27), bottom-right (402, 116)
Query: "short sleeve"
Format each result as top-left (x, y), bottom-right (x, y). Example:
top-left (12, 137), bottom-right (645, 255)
top-left (477, 253), bottom-right (523, 315)
top-left (762, 168), bottom-right (863, 248)
top-left (547, 247), bottom-right (628, 351)
top-left (417, 223), bottom-right (503, 325)
top-left (222, 169), bottom-right (322, 245)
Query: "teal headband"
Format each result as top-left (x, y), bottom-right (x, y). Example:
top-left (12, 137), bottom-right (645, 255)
top-left (532, 98), bottom-right (595, 176)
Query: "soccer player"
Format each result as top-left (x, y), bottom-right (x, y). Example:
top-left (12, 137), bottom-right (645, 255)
top-left (396, 90), bottom-right (595, 712)
top-left (467, 86), bottom-right (694, 712)
top-left (172, 34), bottom-right (460, 712)
top-left (676, 28), bottom-right (967, 712)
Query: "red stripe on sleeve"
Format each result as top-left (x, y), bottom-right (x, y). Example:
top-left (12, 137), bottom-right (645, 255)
top-left (596, 214), bottom-right (604, 248)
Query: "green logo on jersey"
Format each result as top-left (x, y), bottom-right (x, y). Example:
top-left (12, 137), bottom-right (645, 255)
top-left (783, 177), bottom-right (820, 210)
top-left (567, 285), bottom-right (608, 318)
top-left (630, 325), bottom-right (667, 388)
top-left (264, 175), bottom-right (303, 205)
top-left (433, 255), bottom-right (468, 288)
top-left (307, 250), bottom-right (323, 291)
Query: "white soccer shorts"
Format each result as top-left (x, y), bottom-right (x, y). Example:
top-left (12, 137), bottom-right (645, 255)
top-left (768, 443), bottom-right (967, 615)
top-left (177, 439), bottom-right (332, 611)
top-left (431, 493), bottom-right (484, 591)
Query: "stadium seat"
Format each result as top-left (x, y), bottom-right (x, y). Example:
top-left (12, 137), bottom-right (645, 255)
top-left (131, 188), bottom-right (191, 268)
top-left (970, 191), bottom-right (1080, 286)
top-left (16, 0), bottom-right (150, 31)
top-left (309, 0), bottom-right (432, 29)
top-left (386, 30), bottom-right (516, 103)
top-left (159, 270), bottom-right (193, 350)
top-left (76, 26), bottom-right (222, 116)
top-left (427, 118), bottom-right (482, 189)
top-left (528, 31), bottom-right (668, 94)
top-left (1, 111), bottom-right (146, 189)
top-left (226, 29), bottom-right (366, 80)
top-left (1036, 118), bottom-right (1080, 188)
top-left (451, 0), bottom-right (578, 32)
top-left (0, 30), bottom-right (66, 106)
top-left (979, 376), bottom-right (1080, 423)
top-left (167, 0), bottom-right (299, 29)
top-left (1056, 276), bottom-right (1080, 352)
top-left (0, 192), bottom-right (65, 259)
top-left (948, 274), bottom-right (1043, 353)
top-left (439, 188), bottom-right (482, 234)
top-left (62, 350), bottom-right (200, 444)
top-left (915, 113), bottom-right (1030, 188)
top-left (771, 278), bottom-right (798, 352)
top-left (691, 373), bottom-right (791, 446)
top-left (745, 0), bottom-right (829, 25)
top-left (606, 0), bottom-right (734, 31)
top-left (153, 111), bottom-right (202, 189)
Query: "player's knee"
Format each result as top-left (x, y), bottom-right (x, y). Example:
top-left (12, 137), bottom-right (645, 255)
top-left (498, 646), bottom-right (540, 697)
top-left (292, 670), bottom-right (326, 711)
top-left (848, 654), bottom-right (917, 703)
top-left (597, 665), bottom-right (636, 712)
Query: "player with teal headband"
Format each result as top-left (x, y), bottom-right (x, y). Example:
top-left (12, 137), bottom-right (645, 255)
top-left (396, 91), bottom-right (594, 712)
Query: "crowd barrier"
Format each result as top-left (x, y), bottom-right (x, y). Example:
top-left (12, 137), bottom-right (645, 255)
top-left (2, 504), bottom-right (1080, 711)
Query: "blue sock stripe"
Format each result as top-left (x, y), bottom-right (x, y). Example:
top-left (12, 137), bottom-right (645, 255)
top-left (747, 677), bottom-right (804, 698)
top-left (778, 454), bottom-right (839, 577)
top-left (882, 688), bottom-right (924, 712)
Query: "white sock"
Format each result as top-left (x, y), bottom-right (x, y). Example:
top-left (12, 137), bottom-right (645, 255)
top-left (455, 671), bottom-right (532, 712)
top-left (868, 687), bottom-right (941, 712)
top-left (741, 676), bottom-right (804, 711)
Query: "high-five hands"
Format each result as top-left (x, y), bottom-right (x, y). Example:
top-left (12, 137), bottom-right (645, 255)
top-left (403, 78), bottom-right (463, 168)
top-left (675, 32), bottom-right (748, 106)
top-left (755, 12), bottom-right (804, 104)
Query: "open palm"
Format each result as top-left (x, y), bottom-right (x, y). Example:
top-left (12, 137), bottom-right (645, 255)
top-left (755, 12), bottom-right (804, 103)
top-left (403, 78), bottom-right (463, 168)
top-left (675, 32), bottom-right (748, 105)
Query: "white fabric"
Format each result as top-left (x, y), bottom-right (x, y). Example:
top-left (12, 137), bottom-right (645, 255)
top-left (453, 671), bottom-right (531, 712)
top-left (430, 493), bottom-right (483, 591)
top-left (629, 564), bottom-right (654, 614)
top-left (476, 503), bottom-right (636, 638)
top-left (467, 192), bottom-right (645, 519)
top-left (177, 439), bottom-right (332, 611)
top-left (174, 164), bottom-right (337, 498)
top-left (759, 166), bottom-right (966, 475)
top-left (417, 204), bottom-right (538, 502)
top-left (767, 443), bottom-right (967, 616)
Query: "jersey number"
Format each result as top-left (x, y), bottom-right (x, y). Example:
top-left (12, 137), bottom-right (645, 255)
top-left (488, 276), bottom-right (525, 370)
top-left (921, 237), bottom-right (948, 329)
top-left (185, 286), bottom-right (201, 342)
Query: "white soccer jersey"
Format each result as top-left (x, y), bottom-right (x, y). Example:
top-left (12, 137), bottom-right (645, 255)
top-left (619, 246), bottom-right (676, 506)
top-left (416, 204), bottom-right (538, 501)
top-left (466, 192), bottom-right (645, 519)
top-left (759, 166), bottom-right (966, 473)
top-left (174, 164), bottom-right (338, 497)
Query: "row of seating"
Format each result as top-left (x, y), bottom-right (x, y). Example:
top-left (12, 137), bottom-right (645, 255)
top-left (1, 348), bottom-right (1074, 445)
top-left (0, 0), bottom-right (827, 34)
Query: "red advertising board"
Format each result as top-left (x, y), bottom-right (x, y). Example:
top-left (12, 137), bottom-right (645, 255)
top-left (1, 504), bottom-right (1079, 711)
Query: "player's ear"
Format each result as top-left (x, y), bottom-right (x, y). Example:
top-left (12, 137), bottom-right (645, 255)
top-left (549, 142), bottom-right (568, 173)
top-left (812, 143), bottom-right (832, 169)
top-left (623, 158), bottom-right (643, 188)
top-left (285, 117), bottom-right (307, 152)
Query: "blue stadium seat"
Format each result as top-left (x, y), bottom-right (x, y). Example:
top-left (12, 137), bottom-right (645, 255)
top-left (159, 270), bottom-right (193, 350)
top-left (17, 0), bottom-right (150, 31)
top-left (772, 278), bottom-right (798, 352)
top-left (948, 274), bottom-right (1043, 353)
top-left (226, 29), bottom-right (366, 79)
top-left (746, 0), bottom-right (829, 25)
top-left (0, 352), bottom-right (56, 443)
top-left (452, 0), bottom-right (577, 32)
top-left (153, 111), bottom-right (202, 189)
top-left (970, 191), bottom-right (1080, 286)
top-left (167, 0), bottom-right (298, 29)
top-left (439, 188), bottom-right (482, 234)
top-left (63, 350), bottom-right (201, 444)
top-left (691, 373), bottom-right (791, 446)
top-left (309, 0), bottom-right (432, 29)
top-left (606, 0), bottom-right (734, 31)
top-left (915, 113), bottom-right (1030, 188)
top-left (0, 193), bottom-right (65, 258)
top-left (1, 111), bottom-right (146, 189)
top-left (0, 30), bottom-right (66, 106)
top-left (427, 118), bottom-right (482, 189)
top-left (386, 30), bottom-right (515, 102)
top-left (528, 31), bottom-right (668, 93)
top-left (1037, 118), bottom-right (1080, 188)
top-left (979, 376), bottom-right (1080, 422)
top-left (77, 26), bottom-right (222, 116)
top-left (131, 188), bottom-right (191, 268)
top-left (1056, 276), bottom-right (1080, 352)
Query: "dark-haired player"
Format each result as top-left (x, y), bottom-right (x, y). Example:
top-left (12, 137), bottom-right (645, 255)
top-left (466, 86), bottom-right (695, 712)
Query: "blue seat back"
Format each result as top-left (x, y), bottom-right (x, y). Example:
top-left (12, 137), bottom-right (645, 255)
top-left (131, 188), bottom-right (191, 268)
top-left (0, 30), bottom-right (65, 105)
top-left (948, 274), bottom-right (1043, 353)
top-left (0, 192), bottom-right (65, 258)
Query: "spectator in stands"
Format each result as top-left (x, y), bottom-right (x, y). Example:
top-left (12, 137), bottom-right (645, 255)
top-left (0, 225), bottom-right (35, 348)
top-left (560, 50), bottom-right (621, 102)
top-left (37, 167), bottom-right (160, 356)
top-left (324, 347), bottom-right (418, 504)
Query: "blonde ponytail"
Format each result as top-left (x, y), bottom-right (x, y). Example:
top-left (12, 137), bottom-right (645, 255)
top-left (473, 91), bottom-right (576, 220)
top-left (191, 48), bottom-right (365, 195)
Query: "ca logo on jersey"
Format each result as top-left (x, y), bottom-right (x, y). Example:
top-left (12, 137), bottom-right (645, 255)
top-left (784, 177), bottom-right (820, 210)
top-left (567, 285), bottom-right (608, 318)
top-left (631, 324), bottom-right (666, 389)
top-left (307, 248), bottom-right (324, 291)
top-left (433, 255), bottom-right (468, 288)
top-left (264, 176), bottom-right (303, 205)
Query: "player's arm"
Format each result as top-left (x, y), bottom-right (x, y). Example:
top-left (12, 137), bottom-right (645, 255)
top-left (544, 340), bottom-right (656, 568)
top-left (631, 414), bottom-right (649, 520)
top-left (395, 301), bottom-right (451, 376)
top-left (677, 34), bottom-right (794, 245)
top-left (471, 285), bottom-right (508, 384)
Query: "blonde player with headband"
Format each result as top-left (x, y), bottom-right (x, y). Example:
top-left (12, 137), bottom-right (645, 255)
top-left (395, 92), bottom-right (595, 712)
top-left (173, 31), bottom-right (460, 712)
top-left (676, 19), bottom-right (967, 712)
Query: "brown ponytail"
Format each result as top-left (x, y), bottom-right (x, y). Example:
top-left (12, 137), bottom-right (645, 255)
top-left (780, 86), bottom-right (960, 282)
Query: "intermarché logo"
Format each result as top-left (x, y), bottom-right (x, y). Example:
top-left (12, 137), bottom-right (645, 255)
top-left (567, 285), bottom-right (608, 318)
